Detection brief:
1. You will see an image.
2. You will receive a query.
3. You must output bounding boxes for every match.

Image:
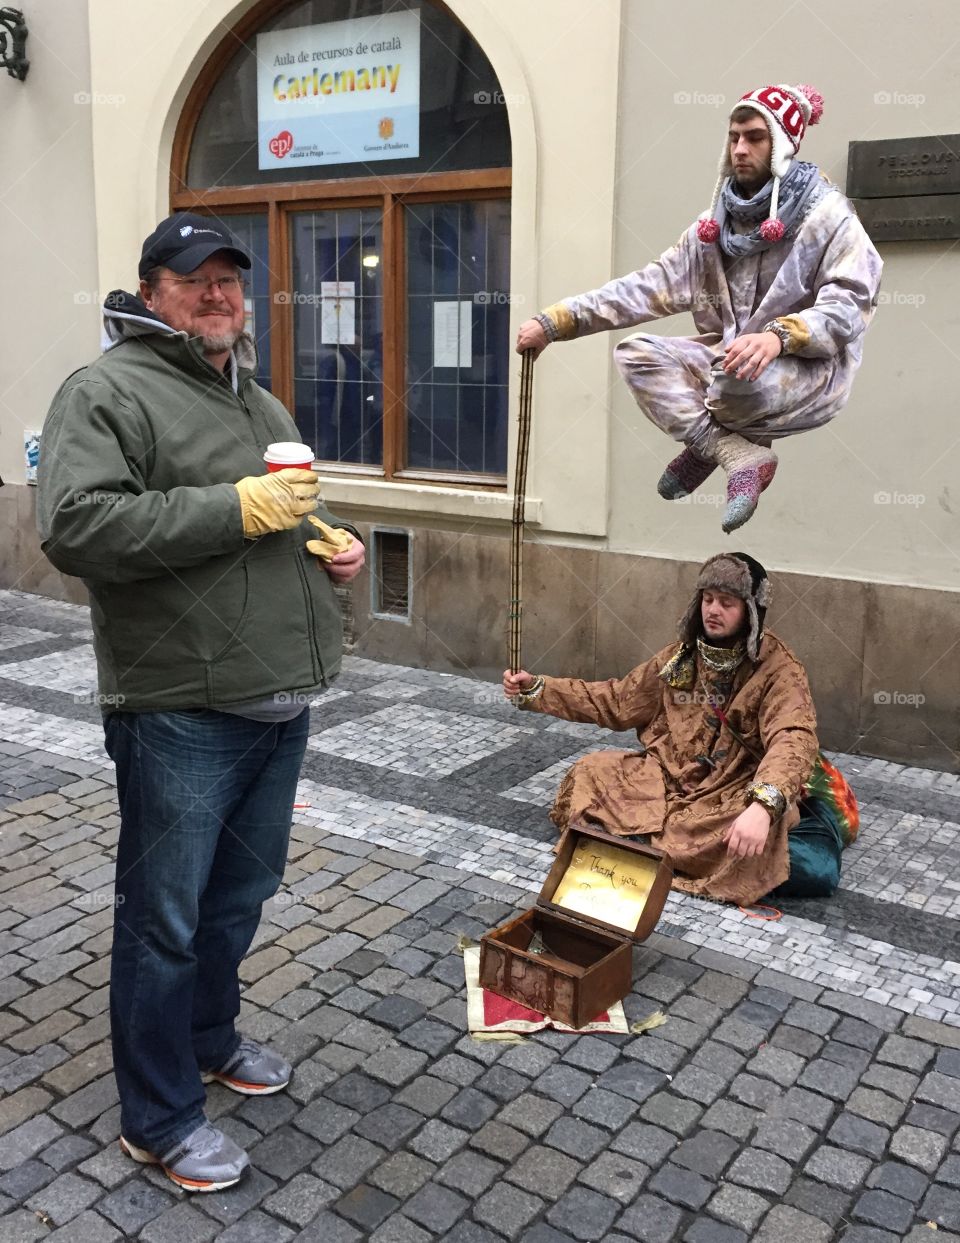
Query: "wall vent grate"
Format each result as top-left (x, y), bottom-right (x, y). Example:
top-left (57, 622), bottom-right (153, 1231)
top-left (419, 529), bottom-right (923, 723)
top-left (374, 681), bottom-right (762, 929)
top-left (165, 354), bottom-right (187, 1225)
top-left (374, 529), bottom-right (411, 619)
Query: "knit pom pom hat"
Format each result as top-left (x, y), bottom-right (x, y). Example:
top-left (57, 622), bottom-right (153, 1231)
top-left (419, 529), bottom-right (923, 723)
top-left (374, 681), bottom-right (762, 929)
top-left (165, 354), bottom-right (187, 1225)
top-left (677, 552), bottom-right (772, 661)
top-left (697, 84), bottom-right (824, 245)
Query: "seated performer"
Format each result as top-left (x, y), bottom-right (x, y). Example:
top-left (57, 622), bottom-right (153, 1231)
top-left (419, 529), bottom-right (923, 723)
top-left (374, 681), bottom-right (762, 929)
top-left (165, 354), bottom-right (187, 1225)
top-left (502, 553), bottom-right (818, 907)
top-left (516, 83), bottom-right (882, 532)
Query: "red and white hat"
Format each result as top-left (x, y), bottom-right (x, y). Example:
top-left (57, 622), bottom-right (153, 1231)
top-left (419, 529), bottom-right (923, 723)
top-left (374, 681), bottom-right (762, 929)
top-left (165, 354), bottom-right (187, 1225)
top-left (697, 84), bottom-right (824, 244)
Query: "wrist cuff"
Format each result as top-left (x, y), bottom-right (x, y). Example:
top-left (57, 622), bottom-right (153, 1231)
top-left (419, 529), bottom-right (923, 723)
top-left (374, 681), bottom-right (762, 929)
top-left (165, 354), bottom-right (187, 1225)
top-left (746, 781), bottom-right (786, 819)
top-left (538, 303), bottom-right (578, 341)
top-left (763, 315), bottom-right (811, 355)
top-left (534, 313), bottom-right (559, 343)
top-left (515, 674), bottom-right (546, 708)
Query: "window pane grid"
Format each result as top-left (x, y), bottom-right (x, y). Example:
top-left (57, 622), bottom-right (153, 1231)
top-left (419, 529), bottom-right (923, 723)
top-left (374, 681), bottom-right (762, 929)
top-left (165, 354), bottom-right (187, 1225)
top-left (404, 199), bottom-right (509, 476)
top-left (292, 207), bottom-right (384, 466)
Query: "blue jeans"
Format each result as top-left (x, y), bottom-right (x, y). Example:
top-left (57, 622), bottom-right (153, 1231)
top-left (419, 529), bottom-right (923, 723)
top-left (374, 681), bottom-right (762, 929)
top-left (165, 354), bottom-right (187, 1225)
top-left (104, 707), bottom-right (309, 1153)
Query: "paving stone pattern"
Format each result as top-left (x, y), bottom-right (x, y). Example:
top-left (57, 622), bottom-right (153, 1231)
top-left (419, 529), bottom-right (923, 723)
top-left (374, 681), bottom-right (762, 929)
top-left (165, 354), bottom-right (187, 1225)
top-left (1, 588), bottom-right (960, 1239)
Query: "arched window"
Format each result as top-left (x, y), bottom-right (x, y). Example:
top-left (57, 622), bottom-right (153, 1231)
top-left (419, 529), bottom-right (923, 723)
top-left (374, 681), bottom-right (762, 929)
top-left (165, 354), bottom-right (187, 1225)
top-left (173, 0), bottom-right (512, 484)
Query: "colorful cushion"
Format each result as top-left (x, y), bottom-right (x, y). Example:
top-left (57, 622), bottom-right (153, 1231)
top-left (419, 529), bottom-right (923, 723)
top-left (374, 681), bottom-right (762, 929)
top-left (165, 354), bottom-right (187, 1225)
top-left (803, 753), bottom-right (859, 847)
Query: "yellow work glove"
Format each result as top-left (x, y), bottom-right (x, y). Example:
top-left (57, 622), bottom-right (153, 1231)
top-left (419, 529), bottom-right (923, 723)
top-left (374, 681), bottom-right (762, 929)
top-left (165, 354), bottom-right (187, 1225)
top-left (305, 515), bottom-right (354, 562)
top-left (234, 469), bottom-right (319, 538)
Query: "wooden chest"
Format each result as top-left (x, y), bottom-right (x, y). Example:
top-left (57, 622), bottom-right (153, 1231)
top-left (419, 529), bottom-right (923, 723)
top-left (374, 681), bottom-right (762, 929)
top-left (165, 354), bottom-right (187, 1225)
top-left (479, 826), bottom-right (673, 1030)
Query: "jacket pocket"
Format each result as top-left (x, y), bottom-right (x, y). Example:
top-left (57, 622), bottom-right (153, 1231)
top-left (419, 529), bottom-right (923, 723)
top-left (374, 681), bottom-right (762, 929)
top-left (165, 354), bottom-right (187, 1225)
top-left (103, 553), bottom-right (249, 700)
top-left (206, 561), bottom-right (251, 663)
top-left (206, 534), bottom-right (318, 703)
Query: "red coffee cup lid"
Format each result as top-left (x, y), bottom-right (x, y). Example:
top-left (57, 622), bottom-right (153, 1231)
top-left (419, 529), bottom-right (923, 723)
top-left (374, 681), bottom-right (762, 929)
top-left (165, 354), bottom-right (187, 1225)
top-left (263, 442), bottom-right (315, 465)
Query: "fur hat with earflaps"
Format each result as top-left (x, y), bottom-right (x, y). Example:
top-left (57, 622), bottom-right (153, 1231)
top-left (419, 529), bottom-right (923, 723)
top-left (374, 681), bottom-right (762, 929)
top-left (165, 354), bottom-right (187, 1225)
top-left (677, 552), bottom-right (772, 660)
top-left (697, 84), bottom-right (824, 245)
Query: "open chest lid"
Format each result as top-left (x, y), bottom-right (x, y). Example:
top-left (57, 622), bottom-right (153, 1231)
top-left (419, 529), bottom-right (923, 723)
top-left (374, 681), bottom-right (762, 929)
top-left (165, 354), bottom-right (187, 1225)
top-left (538, 825), bottom-right (673, 943)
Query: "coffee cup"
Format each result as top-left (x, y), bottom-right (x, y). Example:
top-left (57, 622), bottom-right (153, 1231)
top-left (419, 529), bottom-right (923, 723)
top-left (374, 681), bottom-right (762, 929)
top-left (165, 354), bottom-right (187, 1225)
top-left (263, 442), bottom-right (316, 472)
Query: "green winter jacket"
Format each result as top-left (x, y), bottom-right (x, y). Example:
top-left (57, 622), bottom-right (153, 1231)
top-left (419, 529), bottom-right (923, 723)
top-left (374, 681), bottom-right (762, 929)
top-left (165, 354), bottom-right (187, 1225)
top-left (37, 292), bottom-right (359, 712)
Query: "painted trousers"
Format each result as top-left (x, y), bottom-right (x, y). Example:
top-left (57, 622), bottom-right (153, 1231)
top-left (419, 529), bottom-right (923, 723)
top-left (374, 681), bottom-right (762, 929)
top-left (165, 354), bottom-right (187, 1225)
top-left (613, 333), bottom-right (842, 450)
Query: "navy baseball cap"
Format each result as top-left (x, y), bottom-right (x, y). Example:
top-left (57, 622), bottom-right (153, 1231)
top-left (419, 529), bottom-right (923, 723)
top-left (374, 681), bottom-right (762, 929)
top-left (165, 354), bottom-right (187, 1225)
top-left (138, 212), bottom-right (252, 278)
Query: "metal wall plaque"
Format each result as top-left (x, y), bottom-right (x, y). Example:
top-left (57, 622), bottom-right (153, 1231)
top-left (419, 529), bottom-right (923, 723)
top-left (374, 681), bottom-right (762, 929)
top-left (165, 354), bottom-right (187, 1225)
top-left (853, 194), bottom-right (960, 242)
top-left (848, 135), bottom-right (960, 199)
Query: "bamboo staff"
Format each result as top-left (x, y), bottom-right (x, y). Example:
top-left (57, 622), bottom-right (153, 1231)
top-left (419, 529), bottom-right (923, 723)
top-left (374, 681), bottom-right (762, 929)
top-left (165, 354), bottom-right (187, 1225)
top-left (509, 349), bottom-right (535, 674)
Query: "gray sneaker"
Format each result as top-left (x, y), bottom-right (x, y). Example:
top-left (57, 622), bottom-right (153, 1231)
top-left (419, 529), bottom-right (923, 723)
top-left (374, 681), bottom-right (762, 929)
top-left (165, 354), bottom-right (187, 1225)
top-left (120, 1121), bottom-right (249, 1192)
top-left (201, 1037), bottom-right (292, 1096)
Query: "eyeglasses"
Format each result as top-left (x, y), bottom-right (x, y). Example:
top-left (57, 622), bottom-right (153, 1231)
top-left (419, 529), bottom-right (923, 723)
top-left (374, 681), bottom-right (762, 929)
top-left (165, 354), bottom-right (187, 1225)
top-left (156, 275), bottom-right (247, 295)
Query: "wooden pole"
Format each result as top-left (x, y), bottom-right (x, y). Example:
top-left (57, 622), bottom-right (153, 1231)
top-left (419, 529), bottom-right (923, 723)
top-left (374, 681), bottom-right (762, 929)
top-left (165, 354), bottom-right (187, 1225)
top-left (509, 350), bottom-right (535, 675)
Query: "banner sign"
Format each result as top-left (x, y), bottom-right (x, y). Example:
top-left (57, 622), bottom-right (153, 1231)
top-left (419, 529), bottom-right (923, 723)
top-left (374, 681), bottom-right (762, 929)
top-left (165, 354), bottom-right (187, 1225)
top-left (257, 11), bottom-right (420, 170)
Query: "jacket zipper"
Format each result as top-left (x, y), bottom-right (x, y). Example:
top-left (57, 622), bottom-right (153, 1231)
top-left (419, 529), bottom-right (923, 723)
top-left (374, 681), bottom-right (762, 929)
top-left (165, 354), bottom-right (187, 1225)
top-left (236, 375), bottom-right (324, 688)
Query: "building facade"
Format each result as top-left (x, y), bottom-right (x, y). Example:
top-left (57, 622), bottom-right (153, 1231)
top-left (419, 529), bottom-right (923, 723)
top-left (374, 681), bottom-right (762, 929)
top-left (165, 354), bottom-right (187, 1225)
top-left (1, 0), bottom-right (958, 768)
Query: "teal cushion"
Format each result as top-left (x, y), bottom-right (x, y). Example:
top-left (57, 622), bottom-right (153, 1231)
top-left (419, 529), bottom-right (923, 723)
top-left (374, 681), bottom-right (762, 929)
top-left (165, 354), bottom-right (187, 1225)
top-left (771, 799), bottom-right (844, 899)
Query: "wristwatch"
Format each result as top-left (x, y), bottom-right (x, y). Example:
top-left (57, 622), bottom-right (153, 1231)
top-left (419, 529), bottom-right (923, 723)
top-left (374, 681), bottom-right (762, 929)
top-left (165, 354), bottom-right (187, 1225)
top-left (746, 781), bottom-right (786, 819)
top-left (762, 320), bottom-right (791, 355)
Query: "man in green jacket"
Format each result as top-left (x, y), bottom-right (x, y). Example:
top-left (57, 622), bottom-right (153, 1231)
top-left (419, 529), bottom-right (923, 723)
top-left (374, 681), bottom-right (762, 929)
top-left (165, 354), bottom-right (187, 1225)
top-left (38, 213), bottom-right (365, 1192)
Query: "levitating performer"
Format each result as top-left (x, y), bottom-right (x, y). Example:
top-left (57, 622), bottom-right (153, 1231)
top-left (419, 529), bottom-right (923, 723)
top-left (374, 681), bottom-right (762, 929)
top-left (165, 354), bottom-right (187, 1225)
top-left (517, 84), bottom-right (882, 531)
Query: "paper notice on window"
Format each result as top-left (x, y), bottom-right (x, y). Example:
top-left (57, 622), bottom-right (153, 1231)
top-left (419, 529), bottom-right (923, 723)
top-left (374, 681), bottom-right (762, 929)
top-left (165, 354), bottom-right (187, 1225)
top-left (321, 281), bottom-right (356, 345)
top-left (433, 300), bottom-right (472, 368)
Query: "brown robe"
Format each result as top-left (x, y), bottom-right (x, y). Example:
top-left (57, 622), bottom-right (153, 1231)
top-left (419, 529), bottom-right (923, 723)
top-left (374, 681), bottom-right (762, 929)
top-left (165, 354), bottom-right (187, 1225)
top-left (521, 632), bottom-right (819, 906)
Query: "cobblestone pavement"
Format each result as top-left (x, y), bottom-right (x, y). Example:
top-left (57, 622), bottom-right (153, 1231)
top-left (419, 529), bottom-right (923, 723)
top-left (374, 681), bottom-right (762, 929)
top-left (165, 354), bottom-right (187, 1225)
top-left (1, 587), bottom-right (959, 1241)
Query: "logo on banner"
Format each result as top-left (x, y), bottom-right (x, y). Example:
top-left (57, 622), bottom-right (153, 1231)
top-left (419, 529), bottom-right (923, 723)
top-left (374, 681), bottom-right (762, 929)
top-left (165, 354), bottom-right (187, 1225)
top-left (378, 117), bottom-right (395, 139)
top-left (269, 130), bottom-right (294, 159)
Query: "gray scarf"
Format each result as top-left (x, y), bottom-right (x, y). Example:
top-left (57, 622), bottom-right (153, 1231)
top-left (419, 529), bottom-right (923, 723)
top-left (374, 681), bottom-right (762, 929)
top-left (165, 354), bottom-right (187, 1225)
top-left (716, 161), bottom-right (828, 259)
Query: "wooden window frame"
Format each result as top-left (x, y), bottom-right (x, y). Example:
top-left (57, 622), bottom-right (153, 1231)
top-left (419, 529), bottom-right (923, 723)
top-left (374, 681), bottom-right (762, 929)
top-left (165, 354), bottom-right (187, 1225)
top-left (170, 0), bottom-right (511, 489)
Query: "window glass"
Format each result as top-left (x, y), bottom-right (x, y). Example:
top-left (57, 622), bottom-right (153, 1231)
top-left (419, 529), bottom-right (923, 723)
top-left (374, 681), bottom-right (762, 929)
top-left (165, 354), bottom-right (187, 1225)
top-left (405, 199), bottom-right (510, 475)
top-left (292, 208), bottom-right (384, 466)
top-left (187, 0), bottom-right (510, 188)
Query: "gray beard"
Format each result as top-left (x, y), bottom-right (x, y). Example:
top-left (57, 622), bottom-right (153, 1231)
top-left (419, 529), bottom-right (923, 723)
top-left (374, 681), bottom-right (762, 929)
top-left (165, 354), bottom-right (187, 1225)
top-left (201, 329), bottom-right (241, 354)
